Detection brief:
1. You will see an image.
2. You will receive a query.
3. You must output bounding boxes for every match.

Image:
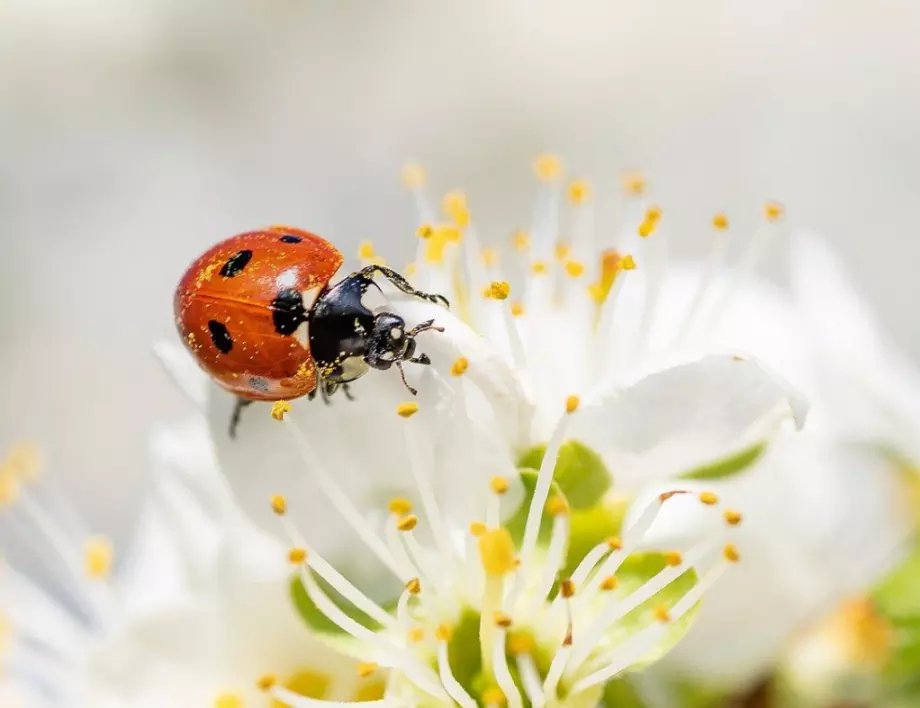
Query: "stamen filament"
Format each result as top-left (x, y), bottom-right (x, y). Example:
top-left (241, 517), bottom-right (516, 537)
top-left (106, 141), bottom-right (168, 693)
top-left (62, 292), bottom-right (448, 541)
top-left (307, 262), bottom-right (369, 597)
top-left (437, 640), bottom-right (478, 708)
top-left (492, 629), bottom-right (524, 708)
top-left (516, 654), bottom-right (547, 708)
top-left (480, 574), bottom-right (504, 681)
top-left (676, 222), bottom-right (730, 342)
top-left (269, 685), bottom-right (394, 708)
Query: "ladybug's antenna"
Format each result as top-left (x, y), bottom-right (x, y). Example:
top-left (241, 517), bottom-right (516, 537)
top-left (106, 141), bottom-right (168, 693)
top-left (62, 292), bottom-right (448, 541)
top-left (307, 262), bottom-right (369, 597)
top-left (397, 362), bottom-right (418, 396)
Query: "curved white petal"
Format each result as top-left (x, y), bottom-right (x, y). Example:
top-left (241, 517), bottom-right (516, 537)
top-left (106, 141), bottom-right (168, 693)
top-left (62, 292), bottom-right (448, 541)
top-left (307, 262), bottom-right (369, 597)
top-left (570, 355), bottom-right (808, 490)
top-left (153, 340), bottom-right (210, 410)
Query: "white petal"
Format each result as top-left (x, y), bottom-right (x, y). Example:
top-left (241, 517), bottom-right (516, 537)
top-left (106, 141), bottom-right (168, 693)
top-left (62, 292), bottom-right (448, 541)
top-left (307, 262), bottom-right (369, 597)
top-left (570, 355), bottom-right (808, 490)
top-left (152, 340), bottom-right (209, 410)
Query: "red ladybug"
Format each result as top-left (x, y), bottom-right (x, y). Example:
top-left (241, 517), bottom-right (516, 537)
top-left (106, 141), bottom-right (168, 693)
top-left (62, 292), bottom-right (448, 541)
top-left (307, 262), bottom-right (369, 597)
top-left (174, 226), bottom-right (447, 436)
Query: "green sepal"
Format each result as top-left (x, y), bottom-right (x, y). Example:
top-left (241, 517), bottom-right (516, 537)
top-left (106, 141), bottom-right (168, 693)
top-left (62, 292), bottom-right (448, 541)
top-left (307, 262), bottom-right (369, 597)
top-left (679, 442), bottom-right (766, 481)
top-left (601, 677), bottom-right (646, 707)
top-left (563, 497), bottom-right (628, 578)
top-left (505, 468), bottom-right (566, 546)
top-left (518, 440), bottom-right (611, 510)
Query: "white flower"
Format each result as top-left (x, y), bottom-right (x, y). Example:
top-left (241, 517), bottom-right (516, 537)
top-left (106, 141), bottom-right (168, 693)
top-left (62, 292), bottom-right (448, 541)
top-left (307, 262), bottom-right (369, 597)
top-left (0, 424), bottom-right (370, 707)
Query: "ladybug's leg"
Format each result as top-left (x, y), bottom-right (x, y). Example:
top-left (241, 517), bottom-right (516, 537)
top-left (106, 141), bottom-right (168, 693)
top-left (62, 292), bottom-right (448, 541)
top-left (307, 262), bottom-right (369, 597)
top-left (342, 383), bottom-right (356, 401)
top-left (358, 265), bottom-right (450, 308)
top-left (408, 353), bottom-right (432, 366)
top-left (396, 363), bottom-right (419, 396)
top-left (229, 398), bottom-right (254, 439)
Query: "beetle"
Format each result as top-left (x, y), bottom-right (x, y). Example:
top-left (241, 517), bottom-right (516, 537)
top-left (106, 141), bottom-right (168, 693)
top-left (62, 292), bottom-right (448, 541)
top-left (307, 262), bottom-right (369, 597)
top-left (174, 226), bottom-right (447, 436)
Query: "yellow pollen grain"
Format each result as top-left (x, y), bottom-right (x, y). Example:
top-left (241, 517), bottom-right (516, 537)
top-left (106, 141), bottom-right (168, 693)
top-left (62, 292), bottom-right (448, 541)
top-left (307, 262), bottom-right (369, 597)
top-left (530, 260), bottom-right (548, 275)
top-left (397, 514), bottom-right (418, 532)
top-left (699, 491), bottom-right (719, 505)
top-left (654, 605), bottom-right (671, 623)
top-left (606, 536), bottom-right (623, 551)
top-left (554, 242), bottom-right (571, 262)
top-left (490, 476), bottom-right (510, 495)
top-left (565, 395), bottom-right (580, 414)
top-left (622, 172), bottom-right (647, 196)
top-left (288, 548), bottom-right (307, 565)
top-left (483, 687), bottom-right (507, 707)
top-left (724, 509), bottom-right (743, 526)
top-left (512, 230), bottom-right (530, 252)
top-left (664, 551), bottom-right (683, 567)
top-left (507, 631), bottom-right (535, 656)
top-left (435, 623), bottom-right (452, 642)
top-left (84, 536), bottom-right (113, 579)
top-left (257, 674), bottom-right (277, 692)
top-left (401, 163), bottom-right (427, 189)
top-left (620, 254), bottom-right (637, 270)
top-left (600, 575), bottom-right (618, 592)
top-left (560, 578), bottom-right (576, 598)
top-left (645, 205), bottom-right (662, 222)
top-left (568, 179), bottom-right (591, 205)
top-left (406, 577), bottom-right (421, 595)
top-left (388, 497), bottom-right (413, 515)
top-left (451, 357), bottom-right (469, 377)
top-left (407, 626), bottom-right (425, 643)
top-left (214, 693), bottom-right (243, 708)
top-left (494, 612), bottom-right (513, 628)
top-left (546, 495), bottom-right (570, 516)
top-left (396, 401), bottom-right (419, 418)
top-left (478, 528), bottom-right (516, 576)
top-left (534, 154), bottom-right (563, 182)
top-left (723, 543), bottom-right (740, 563)
top-left (358, 241), bottom-right (376, 261)
top-left (481, 248), bottom-right (498, 267)
top-left (469, 521), bottom-right (487, 537)
top-left (271, 400), bottom-right (292, 421)
top-left (764, 201), bottom-right (784, 222)
top-left (487, 281), bottom-right (511, 300)
top-left (564, 260), bottom-right (585, 278)
top-left (416, 224), bottom-right (434, 240)
top-left (510, 302), bottom-right (525, 317)
top-left (357, 662), bottom-right (379, 679)
top-left (712, 212), bottom-right (729, 230)
top-left (638, 218), bottom-right (658, 238)
top-left (270, 495), bottom-right (287, 516)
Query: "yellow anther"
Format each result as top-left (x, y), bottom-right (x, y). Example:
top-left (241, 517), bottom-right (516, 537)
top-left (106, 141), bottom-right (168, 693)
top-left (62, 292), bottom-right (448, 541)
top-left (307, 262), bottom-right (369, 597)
top-left (510, 302), bottom-right (525, 317)
top-left (257, 674), bottom-right (278, 692)
top-left (396, 401), bottom-right (419, 418)
top-left (712, 212), bottom-right (729, 230)
top-left (357, 662), bottom-right (379, 679)
top-left (560, 578), bottom-right (576, 598)
top-left (645, 205), bottom-right (663, 222)
top-left (481, 248), bottom-right (498, 267)
top-left (507, 631), bottom-right (535, 656)
top-left (401, 163), bottom-right (427, 189)
top-left (397, 514), bottom-right (418, 532)
top-left (358, 241), bottom-right (376, 261)
top-left (214, 693), bottom-right (243, 708)
top-left (565, 395), bottom-right (580, 414)
top-left (451, 357), bottom-right (469, 376)
top-left (404, 262), bottom-right (417, 278)
top-left (5, 443), bottom-right (41, 480)
top-left (699, 491), bottom-right (719, 505)
top-left (478, 528), bottom-right (516, 576)
top-left (486, 281), bottom-right (511, 300)
top-left (270, 495), bottom-right (287, 516)
top-left (494, 612), bottom-right (513, 628)
top-left (664, 551), bottom-right (683, 567)
top-left (288, 548), bottom-right (307, 565)
top-left (388, 497), bottom-right (413, 515)
top-left (0, 474), bottom-right (18, 506)
top-left (531, 260), bottom-right (548, 275)
top-left (435, 623), bottom-right (452, 642)
top-left (564, 260), bottom-right (585, 279)
top-left (659, 490), bottom-right (687, 502)
top-left (423, 225), bottom-right (462, 264)
top-left (443, 190), bottom-right (468, 217)
top-left (554, 242), bottom-right (571, 261)
top-left (416, 224), bottom-right (434, 239)
top-left (764, 201), bottom-right (784, 222)
top-left (620, 254), bottom-right (637, 270)
top-left (546, 495), bottom-right (570, 516)
top-left (568, 179), bottom-right (591, 205)
top-left (606, 536), bottom-right (623, 551)
top-left (600, 575), bottom-right (618, 592)
top-left (407, 626), bottom-right (425, 643)
top-left (468, 521), bottom-right (488, 537)
top-left (622, 172), bottom-right (647, 196)
top-left (84, 536), bottom-right (113, 579)
top-left (512, 230), bottom-right (530, 252)
top-left (723, 543), bottom-right (740, 562)
top-left (483, 686), bottom-right (507, 707)
top-left (271, 400), bottom-right (292, 421)
top-left (490, 476), bottom-right (510, 495)
top-left (406, 577), bottom-right (421, 595)
top-left (534, 154), bottom-right (563, 182)
top-left (638, 218), bottom-right (658, 238)
top-left (724, 509), bottom-right (743, 526)
top-left (653, 605), bottom-right (671, 623)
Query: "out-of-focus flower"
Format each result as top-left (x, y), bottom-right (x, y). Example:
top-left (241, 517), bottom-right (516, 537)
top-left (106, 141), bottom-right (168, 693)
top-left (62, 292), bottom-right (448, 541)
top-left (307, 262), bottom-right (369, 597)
top-left (0, 425), bottom-right (369, 707)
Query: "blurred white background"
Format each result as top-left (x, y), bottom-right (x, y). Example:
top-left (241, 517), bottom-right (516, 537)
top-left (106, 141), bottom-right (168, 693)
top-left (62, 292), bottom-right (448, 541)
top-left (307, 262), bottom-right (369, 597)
top-left (2, 0), bottom-right (919, 539)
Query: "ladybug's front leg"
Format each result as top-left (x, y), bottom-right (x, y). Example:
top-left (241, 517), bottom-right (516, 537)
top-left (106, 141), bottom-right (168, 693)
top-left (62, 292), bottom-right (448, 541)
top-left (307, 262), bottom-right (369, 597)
top-left (229, 397), bottom-right (254, 439)
top-left (358, 265), bottom-right (450, 308)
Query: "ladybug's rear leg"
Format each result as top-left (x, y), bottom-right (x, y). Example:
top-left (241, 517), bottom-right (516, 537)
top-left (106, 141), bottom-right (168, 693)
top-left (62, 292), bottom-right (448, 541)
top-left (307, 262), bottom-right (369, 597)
top-left (229, 398), bottom-right (254, 439)
top-left (358, 265), bottom-right (450, 308)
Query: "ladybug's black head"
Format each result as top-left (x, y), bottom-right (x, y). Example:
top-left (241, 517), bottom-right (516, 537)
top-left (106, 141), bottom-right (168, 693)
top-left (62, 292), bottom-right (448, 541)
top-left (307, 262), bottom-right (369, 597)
top-left (365, 313), bottom-right (415, 371)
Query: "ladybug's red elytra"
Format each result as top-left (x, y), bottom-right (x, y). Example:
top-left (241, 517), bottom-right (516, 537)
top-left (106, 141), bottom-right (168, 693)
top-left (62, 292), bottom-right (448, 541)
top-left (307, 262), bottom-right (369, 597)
top-left (174, 226), bottom-right (448, 436)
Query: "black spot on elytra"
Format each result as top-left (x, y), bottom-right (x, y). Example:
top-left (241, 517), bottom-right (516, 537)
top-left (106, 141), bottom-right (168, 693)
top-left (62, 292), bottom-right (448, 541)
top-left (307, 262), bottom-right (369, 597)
top-left (208, 320), bottom-right (233, 354)
top-left (271, 288), bottom-right (307, 335)
top-left (280, 234), bottom-right (303, 244)
top-left (219, 250), bottom-right (253, 278)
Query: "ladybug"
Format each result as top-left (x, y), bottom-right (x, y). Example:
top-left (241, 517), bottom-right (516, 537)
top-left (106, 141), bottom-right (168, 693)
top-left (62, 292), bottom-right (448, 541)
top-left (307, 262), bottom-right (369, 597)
top-left (174, 226), bottom-right (448, 436)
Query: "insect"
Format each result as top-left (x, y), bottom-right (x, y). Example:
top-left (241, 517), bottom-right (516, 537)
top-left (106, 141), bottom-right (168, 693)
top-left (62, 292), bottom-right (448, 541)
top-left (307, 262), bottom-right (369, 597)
top-left (174, 226), bottom-right (448, 437)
